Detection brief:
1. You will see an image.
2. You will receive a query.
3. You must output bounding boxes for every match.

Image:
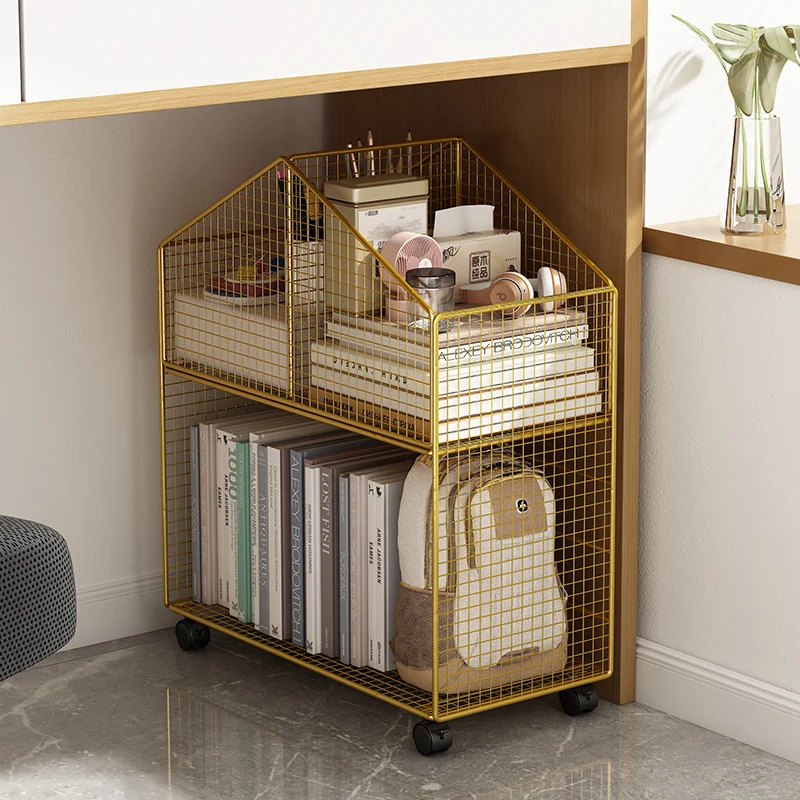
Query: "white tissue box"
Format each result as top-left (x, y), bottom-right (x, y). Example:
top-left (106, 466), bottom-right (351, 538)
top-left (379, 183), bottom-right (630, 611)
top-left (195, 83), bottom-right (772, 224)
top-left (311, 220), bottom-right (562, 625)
top-left (433, 229), bottom-right (522, 302)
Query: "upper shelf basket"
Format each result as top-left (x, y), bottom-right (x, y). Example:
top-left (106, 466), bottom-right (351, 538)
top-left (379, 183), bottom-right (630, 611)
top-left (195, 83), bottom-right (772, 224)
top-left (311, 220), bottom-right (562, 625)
top-left (159, 137), bottom-right (616, 452)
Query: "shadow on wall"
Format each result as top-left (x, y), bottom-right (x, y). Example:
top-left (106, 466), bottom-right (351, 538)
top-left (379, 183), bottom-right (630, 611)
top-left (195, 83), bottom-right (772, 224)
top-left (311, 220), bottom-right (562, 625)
top-left (648, 51), bottom-right (704, 130)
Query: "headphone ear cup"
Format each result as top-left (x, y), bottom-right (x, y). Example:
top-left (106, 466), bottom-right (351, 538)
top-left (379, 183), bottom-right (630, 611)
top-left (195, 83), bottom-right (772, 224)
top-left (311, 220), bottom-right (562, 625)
top-left (536, 267), bottom-right (568, 313)
top-left (489, 272), bottom-right (533, 317)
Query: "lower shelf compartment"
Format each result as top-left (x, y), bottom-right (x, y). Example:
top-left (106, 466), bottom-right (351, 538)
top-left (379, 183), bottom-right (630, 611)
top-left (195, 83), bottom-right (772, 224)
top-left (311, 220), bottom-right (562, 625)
top-left (170, 599), bottom-right (609, 722)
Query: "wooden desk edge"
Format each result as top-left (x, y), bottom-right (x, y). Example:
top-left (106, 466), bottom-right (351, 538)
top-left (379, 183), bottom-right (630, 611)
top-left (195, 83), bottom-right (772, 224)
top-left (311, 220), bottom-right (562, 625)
top-left (644, 209), bottom-right (800, 287)
top-left (0, 44), bottom-right (631, 127)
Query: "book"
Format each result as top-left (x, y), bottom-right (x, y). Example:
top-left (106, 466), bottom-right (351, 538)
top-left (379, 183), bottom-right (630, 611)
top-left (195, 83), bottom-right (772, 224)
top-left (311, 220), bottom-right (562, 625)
top-left (349, 460), bottom-right (414, 669)
top-left (311, 368), bottom-right (600, 422)
top-left (283, 432), bottom-right (369, 648)
top-left (173, 291), bottom-right (317, 393)
top-left (308, 387), bottom-right (605, 443)
top-left (189, 424), bottom-right (201, 604)
top-left (198, 423), bottom-right (216, 605)
top-left (338, 474), bottom-right (351, 665)
top-left (309, 339), bottom-right (595, 397)
top-left (236, 439), bottom-right (253, 623)
top-left (307, 446), bottom-right (399, 659)
top-left (303, 442), bottom-right (392, 655)
top-left (325, 307), bottom-right (588, 366)
top-left (215, 411), bottom-right (288, 614)
top-left (250, 418), bottom-right (333, 636)
top-left (378, 474), bottom-right (407, 672)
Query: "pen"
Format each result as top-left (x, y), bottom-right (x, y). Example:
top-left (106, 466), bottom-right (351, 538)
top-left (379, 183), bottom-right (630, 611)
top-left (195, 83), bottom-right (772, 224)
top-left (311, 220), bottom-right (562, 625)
top-left (367, 128), bottom-right (376, 176)
top-left (346, 143), bottom-right (359, 178)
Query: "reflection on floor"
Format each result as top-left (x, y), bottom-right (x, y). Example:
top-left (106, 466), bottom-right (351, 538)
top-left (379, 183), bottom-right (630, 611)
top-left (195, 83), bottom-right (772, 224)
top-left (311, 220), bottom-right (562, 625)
top-left (0, 628), bottom-right (798, 799)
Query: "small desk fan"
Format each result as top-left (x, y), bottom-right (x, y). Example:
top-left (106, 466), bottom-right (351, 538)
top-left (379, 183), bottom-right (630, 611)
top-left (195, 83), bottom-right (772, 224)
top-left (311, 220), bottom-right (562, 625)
top-left (380, 232), bottom-right (443, 322)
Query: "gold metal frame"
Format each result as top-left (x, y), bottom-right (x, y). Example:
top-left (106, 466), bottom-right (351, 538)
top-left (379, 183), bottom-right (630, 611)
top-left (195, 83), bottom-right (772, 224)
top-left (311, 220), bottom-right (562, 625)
top-left (158, 138), bottom-right (617, 722)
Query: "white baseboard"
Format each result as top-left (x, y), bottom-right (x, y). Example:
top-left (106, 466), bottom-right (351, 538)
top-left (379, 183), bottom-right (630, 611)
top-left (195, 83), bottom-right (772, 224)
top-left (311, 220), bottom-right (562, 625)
top-left (637, 638), bottom-right (800, 765)
top-left (66, 571), bottom-right (176, 650)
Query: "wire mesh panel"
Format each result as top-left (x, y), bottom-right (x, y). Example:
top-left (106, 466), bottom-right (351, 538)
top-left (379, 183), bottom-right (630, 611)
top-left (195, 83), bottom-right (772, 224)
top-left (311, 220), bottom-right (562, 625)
top-left (158, 138), bottom-right (616, 724)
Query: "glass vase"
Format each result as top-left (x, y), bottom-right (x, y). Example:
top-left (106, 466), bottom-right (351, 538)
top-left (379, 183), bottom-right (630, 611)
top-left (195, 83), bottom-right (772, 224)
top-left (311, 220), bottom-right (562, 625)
top-left (723, 116), bottom-right (785, 234)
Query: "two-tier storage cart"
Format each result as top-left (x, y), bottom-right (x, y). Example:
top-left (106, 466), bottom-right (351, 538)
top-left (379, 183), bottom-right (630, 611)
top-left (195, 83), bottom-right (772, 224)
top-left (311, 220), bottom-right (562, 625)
top-left (158, 138), bottom-right (617, 754)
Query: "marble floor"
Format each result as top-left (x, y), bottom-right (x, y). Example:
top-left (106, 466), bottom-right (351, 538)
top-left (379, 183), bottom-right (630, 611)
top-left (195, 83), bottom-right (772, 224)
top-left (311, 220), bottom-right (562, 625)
top-left (1, 629), bottom-right (799, 800)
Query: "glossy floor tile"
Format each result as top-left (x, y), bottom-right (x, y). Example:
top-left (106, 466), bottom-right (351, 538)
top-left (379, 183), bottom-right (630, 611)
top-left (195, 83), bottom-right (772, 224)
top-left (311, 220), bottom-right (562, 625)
top-left (1, 629), bottom-right (798, 799)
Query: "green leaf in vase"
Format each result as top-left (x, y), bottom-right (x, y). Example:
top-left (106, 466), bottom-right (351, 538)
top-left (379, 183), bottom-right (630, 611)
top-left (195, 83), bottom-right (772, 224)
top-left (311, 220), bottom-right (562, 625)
top-left (672, 15), bottom-right (730, 72)
top-left (758, 43), bottom-right (789, 113)
top-left (727, 39), bottom-right (761, 115)
top-left (763, 26), bottom-right (797, 62)
top-left (712, 23), bottom-right (756, 44)
top-left (783, 25), bottom-right (800, 64)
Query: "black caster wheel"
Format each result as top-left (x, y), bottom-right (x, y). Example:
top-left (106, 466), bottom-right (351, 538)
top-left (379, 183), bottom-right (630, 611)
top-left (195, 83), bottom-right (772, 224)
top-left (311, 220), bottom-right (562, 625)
top-left (175, 618), bottom-right (211, 651)
top-left (413, 720), bottom-right (453, 755)
top-left (559, 684), bottom-right (599, 716)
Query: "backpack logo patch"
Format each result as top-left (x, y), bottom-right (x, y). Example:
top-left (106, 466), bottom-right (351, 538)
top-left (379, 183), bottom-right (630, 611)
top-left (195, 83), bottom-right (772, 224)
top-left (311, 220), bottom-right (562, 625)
top-left (516, 498), bottom-right (528, 513)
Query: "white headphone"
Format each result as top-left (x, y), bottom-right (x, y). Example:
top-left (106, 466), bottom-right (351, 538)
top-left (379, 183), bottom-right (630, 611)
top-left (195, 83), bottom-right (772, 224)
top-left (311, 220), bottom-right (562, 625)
top-left (462, 267), bottom-right (568, 316)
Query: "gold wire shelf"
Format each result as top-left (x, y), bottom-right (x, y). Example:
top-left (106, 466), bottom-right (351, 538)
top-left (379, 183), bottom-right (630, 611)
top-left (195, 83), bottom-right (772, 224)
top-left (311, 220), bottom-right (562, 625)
top-left (169, 599), bottom-right (609, 722)
top-left (159, 138), bottom-right (616, 730)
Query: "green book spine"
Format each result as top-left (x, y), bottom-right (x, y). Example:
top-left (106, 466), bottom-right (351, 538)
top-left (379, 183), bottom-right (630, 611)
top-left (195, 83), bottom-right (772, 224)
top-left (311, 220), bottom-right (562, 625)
top-left (237, 440), bottom-right (252, 624)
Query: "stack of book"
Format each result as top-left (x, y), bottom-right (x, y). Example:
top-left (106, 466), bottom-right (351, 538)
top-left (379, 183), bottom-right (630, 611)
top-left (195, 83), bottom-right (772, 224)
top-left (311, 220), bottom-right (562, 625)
top-left (189, 409), bottom-right (413, 672)
top-left (307, 308), bottom-right (603, 441)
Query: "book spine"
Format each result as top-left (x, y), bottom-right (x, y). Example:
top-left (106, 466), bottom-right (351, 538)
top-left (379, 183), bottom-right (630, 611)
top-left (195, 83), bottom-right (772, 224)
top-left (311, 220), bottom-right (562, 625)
top-left (199, 424), bottom-right (214, 605)
top-left (367, 480), bottom-right (379, 670)
top-left (382, 481), bottom-right (404, 672)
top-left (228, 439), bottom-right (238, 619)
top-left (319, 466), bottom-right (336, 658)
top-left (374, 482), bottom-right (386, 671)
top-left (236, 440), bottom-right (251, 623)
top-left (311, 341), bottom-right (595, 396)
top-left (339, 475), bottom-right (351, 665)
top-left (250, 441), bottom-right (260, 629)
top-left (257, 444), bottom-right (270, 635)
top-left (308, 388), bottom-right (430, 442)
top-left (436, 323), bottom-right (590, 365)
top-left (349, 475), bottom-right (364, 668)
top-left (327, 320), bottom-right (589, 366)
top-left (190, 425), bottom-right (201, 603)
top-left (215, 430), bottom-right (231, 609)
top-left (304, 466), bottom-right (320, 654)
top-left (267, 446), bottom-right (284, 639)
top-left (289, 450), bottom-right (305, 648)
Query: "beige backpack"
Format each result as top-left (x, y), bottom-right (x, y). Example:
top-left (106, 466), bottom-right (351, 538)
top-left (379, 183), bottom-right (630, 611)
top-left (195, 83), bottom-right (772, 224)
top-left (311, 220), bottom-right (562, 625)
top-left (394, 450), bottom-right (567, 694)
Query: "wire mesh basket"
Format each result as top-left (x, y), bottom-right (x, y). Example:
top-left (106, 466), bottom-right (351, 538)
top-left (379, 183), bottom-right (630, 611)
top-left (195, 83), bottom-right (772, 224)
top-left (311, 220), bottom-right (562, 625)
top-left (159, 138), bottom-right (617, 727)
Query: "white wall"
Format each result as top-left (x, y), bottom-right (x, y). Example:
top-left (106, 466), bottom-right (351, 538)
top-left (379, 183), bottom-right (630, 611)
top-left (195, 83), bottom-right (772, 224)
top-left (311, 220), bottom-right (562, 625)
top-left (639, 254), bottom-right (800, 693)
top-left (641, 0), bottom-right (800, 762)
top-left (0, 97), bottom-right (327, 648)
top-left (647, 0), bottom-right (800, 225)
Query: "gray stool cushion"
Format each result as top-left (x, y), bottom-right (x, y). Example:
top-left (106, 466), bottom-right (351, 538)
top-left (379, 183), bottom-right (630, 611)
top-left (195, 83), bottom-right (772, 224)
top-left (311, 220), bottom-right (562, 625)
top-left (0, 516), bottom-right (76, 681)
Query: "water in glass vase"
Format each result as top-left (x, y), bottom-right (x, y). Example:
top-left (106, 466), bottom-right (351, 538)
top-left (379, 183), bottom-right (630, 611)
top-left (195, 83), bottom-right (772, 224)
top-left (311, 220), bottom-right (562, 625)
top-left (723, 116), bottom-right (785, 235)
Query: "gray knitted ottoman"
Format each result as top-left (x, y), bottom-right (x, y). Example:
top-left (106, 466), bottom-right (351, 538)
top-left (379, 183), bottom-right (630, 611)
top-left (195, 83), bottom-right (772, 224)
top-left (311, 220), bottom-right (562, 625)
top-left (0, 516), bottom-right (76, 681)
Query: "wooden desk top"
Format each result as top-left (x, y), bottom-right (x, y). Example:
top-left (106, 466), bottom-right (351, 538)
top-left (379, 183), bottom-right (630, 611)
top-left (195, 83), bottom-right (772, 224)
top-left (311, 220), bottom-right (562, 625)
top-left (643, 205), bottom-right (800, 286)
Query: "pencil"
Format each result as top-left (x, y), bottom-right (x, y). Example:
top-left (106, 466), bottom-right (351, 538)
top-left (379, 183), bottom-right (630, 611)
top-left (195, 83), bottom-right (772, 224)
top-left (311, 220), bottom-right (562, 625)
top-left (346, 143), bottom-right (359, 178)
top-left (406, 129), bottom-right (412, 174)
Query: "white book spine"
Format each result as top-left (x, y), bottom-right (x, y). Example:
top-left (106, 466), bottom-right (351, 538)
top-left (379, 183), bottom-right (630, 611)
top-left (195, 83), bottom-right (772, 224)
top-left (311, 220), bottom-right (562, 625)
top-left (326, 319), bottom-right (589, 367)
top-left (367, 480), bottom-right (380, 670)
top-left (349, 476), bottom-right (365, 668)
top-left (250, 441), bottom-right (260, 629)
top-left (267, 445), bottom-right (283, 639)
top-left (310, 340), bottom-right (595, 396)
top-left (199, 424), bottom-right (212, 605)
top-left (312, 369), bottom-right (599, 423)
top-left (382, 481), bottom-right (404, 673)
top-left (304, 466), bottom-right (321, 654)
top-left (229, 444), bottom-right (240, 621)
top-left (441, 394), bottom-right (605, 441)
top-left (215, 431), bottom-right (230, 609)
